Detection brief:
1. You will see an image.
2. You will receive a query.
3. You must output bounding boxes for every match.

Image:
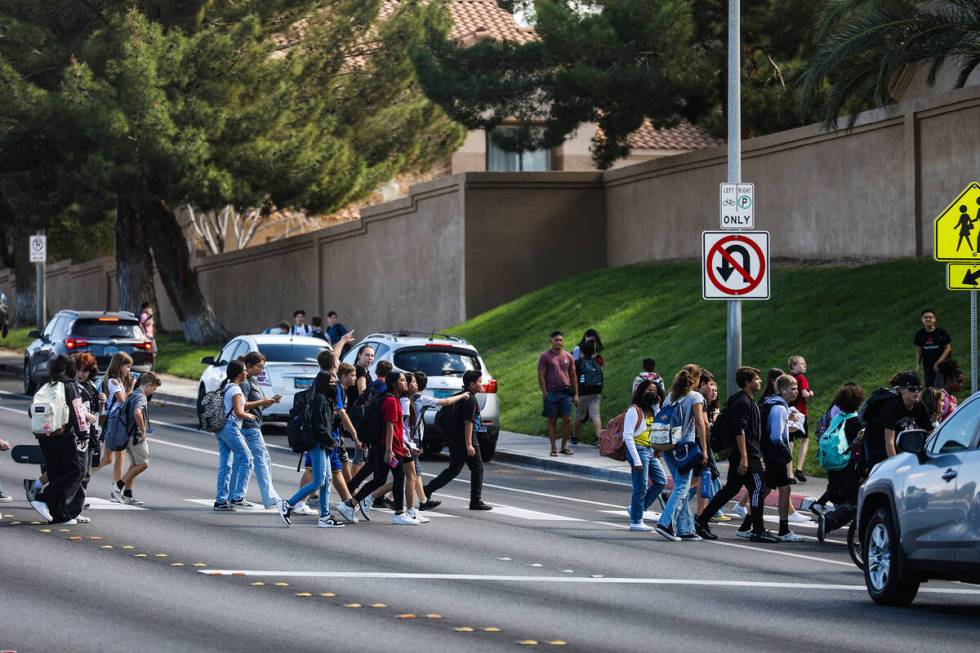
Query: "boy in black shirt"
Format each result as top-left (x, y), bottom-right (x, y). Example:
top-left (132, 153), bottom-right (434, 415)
top-left (865, 371), bottom-right (931, 465)
top-left (914, 309), bottom-right (952, 388)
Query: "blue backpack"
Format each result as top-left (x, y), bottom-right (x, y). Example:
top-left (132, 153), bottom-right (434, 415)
top-left (818, 411), bottom-right (856, 471)
top-left (650, 398), bottom-right (684, 452)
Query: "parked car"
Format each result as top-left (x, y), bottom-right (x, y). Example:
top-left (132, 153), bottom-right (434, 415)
top-left (24, 310), bottom-right (153, 394)
top-left (856, 393), bottom-right (980, 606)
top-left (341, 331), bottom-right (500, 461)
top-left (197, 334), bottom-right (329, 425)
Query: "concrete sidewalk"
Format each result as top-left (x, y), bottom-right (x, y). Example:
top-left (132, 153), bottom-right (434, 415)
top-left (1, 347), bottom-right (829, 509)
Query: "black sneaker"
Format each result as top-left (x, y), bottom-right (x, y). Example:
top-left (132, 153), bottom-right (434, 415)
top-left (418, 500), bottom-right (442, 511)
top-left (230, 498), bottom-right (255, 510)
top-left (378, 496), bottom-right (396, 510)
top-left (678, 532), bottom-right (703, 542)
top-left (655, 523), bottom-right (681, 542)
top-left (794, 470), bottom-right (807, 483)
top-left (694, 519), bottom-right (718, 541)
top-left (469, 501), bottom-right (493, 511)
top-left (213, 501), bottom-right (236, 512)
top-left (816, 514), bottom-right (826, 544)
top-left (750, 530), bottom-right (781, 544)
top-left (277, 499), bottom-right (292, 527)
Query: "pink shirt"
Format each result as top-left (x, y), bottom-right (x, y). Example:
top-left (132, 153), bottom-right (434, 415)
top-left (538, 349), bottom-right (575, 392)
top-left (139, 311), bottom-right (155, 339)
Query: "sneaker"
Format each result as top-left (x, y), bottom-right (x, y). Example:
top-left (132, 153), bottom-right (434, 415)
top-left (307, 495), bottom-right (320, 508)
top-left (110, 483), bottom-right (123, 504)
top-left (417, 499), bottom-right (441, 511)
top-left (816, 514), bottom-right (826, 544)
top-left (213, 501), bottom-right (236, 511)
top-left (24, 479), bottom-right (38, 503)
top-left (794, 470), bottom-right (807, 483)
top-left (277, 499), bottom-right (292, 527)
top-left (293, 502), bottom-right (317, 516)
top-left (30, 499), bottom-right (53, 522)
top-left (735, 528), bottom-right (752, 539)
top-left (655, 524), bottom-right (681, 542)
top-left (809, 502), bottom-right (827, 516)
top-left (337, 501), bottom-right (356, 523)
top-left (357, 498), bottom-right (372, 521)
top-left (317, 516), bottom-right (345, 528)
top-left (750, 530), bottom-right (781, 544)
top-left (469, 501), bottom-right (493, 511)
top-left (121, 495), bottom-right (144, 506)
top-left (678, 532), bottom-right (703, 542)
top-left (732, 503), bottom-right (748, 519)
top-left (377, 496), bottom-right (396, 510)
top-left (629, 522), bottom-right (654, 532)
top-left (392, 512), bottom-right (420, 526)
top-left (777, 531), bottom-right (804, 542)
top-left (408, 509), bottom-right (430, 524)
top-left (709, 513), bottom-right (732, 523)
top-left (75, 515), bottom-right (90, 524)
top-left (0, 493), bottom-right (12, 503)
top-left (787, 511), bottom-right (811, 524)
top-left (230, 498), bottom-right (255, 510)
top-left (694, 520), bottom-right (718, 541)
top-left (83, 502), bottom-right (90, 509)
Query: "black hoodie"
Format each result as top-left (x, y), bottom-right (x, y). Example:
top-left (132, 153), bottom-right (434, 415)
top-left (725, 390), bottom-right (762, 461)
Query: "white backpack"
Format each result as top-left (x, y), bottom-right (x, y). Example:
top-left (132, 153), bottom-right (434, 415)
top-left (31, 381), bottom-right (70, 435)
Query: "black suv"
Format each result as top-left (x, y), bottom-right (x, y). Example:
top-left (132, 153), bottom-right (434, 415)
top-left (24, 310), bottom-right (153, 394)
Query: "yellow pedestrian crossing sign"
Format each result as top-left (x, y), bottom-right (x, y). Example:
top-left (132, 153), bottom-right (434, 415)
top-left (934, 182), bottom-right (980, 261)
top-left (947, 263), bottom-right (980, 290)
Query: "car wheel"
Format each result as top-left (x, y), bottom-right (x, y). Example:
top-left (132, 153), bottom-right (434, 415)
top-left (23, 359), bottom-right (36, 395)
top-left (480, 431), bottom-right (499, 462)
top-left (847, 521), bottom-right (864, 571)
top-left (196, 383), bottom-right (206, 430)
top-left (863, 507), bottom-right (919, 606)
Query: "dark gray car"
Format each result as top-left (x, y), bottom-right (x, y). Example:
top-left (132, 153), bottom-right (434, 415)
top-left (856, 393), bottom-right (980, 605)
top-left (24, 310), bottom-right (153, 394)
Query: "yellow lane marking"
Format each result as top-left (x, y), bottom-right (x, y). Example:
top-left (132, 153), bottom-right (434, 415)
top-left (295, 592), bottom-right (313, 597)
top-left (549, 641), bottom-right (568, 646)
top-left (251, 582), bottom-right (265, 587)
top-left (454, 627), bottom-right (474, 633)
top-left (397, 614), bottom-right (416, 619)
top-left (518, 640), bottom-right (539, 646)
top-left (319, 592), bottom-right (336, 597)
top-left (484, 627), bottom-right (501, 632)
top-left (344, 603), bottom-right (362, 608)
top-left (371, 603), bottom-right (387, 608)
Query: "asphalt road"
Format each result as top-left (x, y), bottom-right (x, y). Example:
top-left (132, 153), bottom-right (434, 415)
top-left (1, 378), bottom-right (978, 652)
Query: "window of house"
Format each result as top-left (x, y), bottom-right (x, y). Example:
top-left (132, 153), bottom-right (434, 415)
top-left (486, 127), bottom-right (551, 171)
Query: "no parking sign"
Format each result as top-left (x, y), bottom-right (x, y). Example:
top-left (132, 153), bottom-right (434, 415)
top-left (702, 231), bottom-right (770, 300)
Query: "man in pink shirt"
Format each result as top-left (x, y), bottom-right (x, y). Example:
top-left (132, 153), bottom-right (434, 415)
top-left (537, 331), bottom-right (579, 456)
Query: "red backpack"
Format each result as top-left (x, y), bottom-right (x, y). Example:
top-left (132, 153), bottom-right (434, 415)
top-left (598, 411), bottom-right (629, 461)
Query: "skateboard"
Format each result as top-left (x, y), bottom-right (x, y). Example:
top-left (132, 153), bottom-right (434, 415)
top-left (10, 444), bottom-right (45, 465)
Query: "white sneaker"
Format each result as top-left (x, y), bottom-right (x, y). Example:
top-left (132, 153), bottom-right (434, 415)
top-left (629, 522), bottom-right (654, 532)
top-left (408, 509), bottom-right (430, 524)
top-left (337, 501), bottom-right (356, 523)
top-left (317, 516), bottom-right (345, 528)
top-left (0, 494), bottom-right (13, 503)
top-left (121, 495), bottom-right (144, 506)
top-left (75, 515), bottom-right (91, 524)
top-left (52, 518), bottom-right (78, 526)
top-left (30, 499), bottom-right (53, 522)
top-left (787, 511), bottom-right (811, 524)
top-left (392, 512), bottom-right (420, 526)
top-left (732, 504), bottom-right (748, 519)
top-left (358, 498), bottom-right (373, 521)
top-left (293, 502), bottom-right (317, 516)
top-left (110, 484), bottom-right (123, 503)
top-left (777, 531), bottom-right (804, 542)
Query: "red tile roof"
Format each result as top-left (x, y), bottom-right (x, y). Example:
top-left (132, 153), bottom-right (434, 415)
top-left (628, 119), bottom-right (724, 152)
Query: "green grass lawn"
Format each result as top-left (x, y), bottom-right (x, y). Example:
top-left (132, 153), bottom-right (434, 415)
top-left (451, 257), bottom-right (968, 477)
top-left (152, 332), bottom-right (217, 380)
top-left (0, 326), bottom-right (37, 352)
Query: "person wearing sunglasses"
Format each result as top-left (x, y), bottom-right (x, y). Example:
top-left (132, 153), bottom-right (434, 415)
top-left (867, 371), bottom-right (932, 466)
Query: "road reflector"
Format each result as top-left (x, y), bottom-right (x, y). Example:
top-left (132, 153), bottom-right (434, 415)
top-left (274, 582), bottom-right (289, 587)
top-left (518, 640), bottom-right (539, 646)
top-left (69, 536), bottom-right (82, 541)
top-left (549, 641), bottom-right (568, 646)
top-left (30, 521), bottom-right (41, 525)
top-left (154, 553), bottom-right (168, 558)
top-left (319, 592), bottom-right (336, 597)
top-left (426, 614), bottom-right (442, 619)
top-left (454, 627), bottom-right (474, 633)
top-left (40, 528), bottom-right (51, 533)
top-left (122, 545), bottom-right (134, 549)
top-left (251, 582), bottom-right (265, 587)
top-left (484, 627), bottom-right (501, 633)
top-left (344, 603), bottom-right (362, 608)
top-left (371, 603), bottom-right (386, 608)
top-left (58, 529), bottom-right (70, 533)
top-left (89, 536), bottom-right (102, 540)
top-left (193, 563), bottom-right (207, 567)
top-left (397, 614), bottom-right (416, 619)
top-left (10, 521), bottom-right (21, 525)
top-left (134, 554), bottom-right (148, 558)
top-left (170, 563), bottom-right (185, 567)
top-left (100, 545), bottom-right (114, 549)
top-left (295, 592), bottom-right (312, 598)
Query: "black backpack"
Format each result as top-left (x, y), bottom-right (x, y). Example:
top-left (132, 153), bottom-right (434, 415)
top-left (709, 394), bottom-right (742, 459)
top-left (859, 387), bottom-right (897, 427)
top-left (758, 400), bottom-right (792, 464)
top-left (577, 358), bottom-right (604, 394)
top-left (357, 392), bottom-right (388, 446)
top-left (434, 392), bottom-right (468, 436)
top-left (286, 386), bottom-right (317, 453)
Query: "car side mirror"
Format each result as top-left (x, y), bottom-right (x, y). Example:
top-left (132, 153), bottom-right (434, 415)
top-left (897, 429), bottom-right (928, 457)
top-left (200, 356), bottom-right (215, 366)
top-left (28, 330), bottom-right (41, 339)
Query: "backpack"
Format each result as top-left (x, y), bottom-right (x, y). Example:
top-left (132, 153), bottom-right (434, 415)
top-left (819, 411), bottom-right (856, 471)
top-left (709, 406), bottom-right (736, 460)
top-left (286, 386), bottom-right (317, 453)
top-left (813, 406), bottom-right (834, 440)
top-left (598, 410), bottom-right (629, 461)
top-left (31, 382), bottom-right (70, 435)
top-left (200, 387), bottom-right (233, 433)
top-left (859, 387), bottom-right (897, 427)
top-left (104, 395), bottom-right (139, 452)
top-left (357, 392), bottom-right (389, 446)
top-left (649, 397), bottom-right (684, 452)
top-left (434, 400), bottom-right (459, 438)
top-left (577, 358), bottom-right (604, 394)
top-left (759, 400), bottom-right (792, 464)
top-left (348, 383), bottom-right (383, 438)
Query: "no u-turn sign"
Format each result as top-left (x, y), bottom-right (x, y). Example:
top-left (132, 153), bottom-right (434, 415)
top-left (702, 231), bottom-right (770, 300)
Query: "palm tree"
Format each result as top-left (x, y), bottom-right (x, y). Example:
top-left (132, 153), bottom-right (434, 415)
top-left (800, 0), bottom-right (980, 128)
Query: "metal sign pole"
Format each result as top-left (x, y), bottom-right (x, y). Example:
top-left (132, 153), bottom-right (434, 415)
top-left (972, 290), bottom-right (977, 394)
top-left (35, 261), bottom-right (45, 329)
top-left (726, 0), bottom-right (742, 397)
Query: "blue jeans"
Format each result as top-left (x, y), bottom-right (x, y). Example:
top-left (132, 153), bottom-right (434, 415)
top-left (288, 443), bottom-right (331, 518)
top-left (658, 449), bottom-right (694, 534)
top-left (627, 446), bottom-right (667, 524)
top-left (230, 426), bottom-right (279, 508)
top-left (216, 421), bottom-right (253, 504)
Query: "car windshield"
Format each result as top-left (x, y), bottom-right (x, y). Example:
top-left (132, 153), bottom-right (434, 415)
top-left (257, 343), bottom-right (326, 363)
top-left (71, 320), bottom-right (143, 339)
top-left (393, 347), bottom-right (481, 377)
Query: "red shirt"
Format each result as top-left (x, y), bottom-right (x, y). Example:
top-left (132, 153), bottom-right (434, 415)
top-left (381, 395), bottom-right (408, 457)
top-left (792, 373), bottom-right (810, 415)
top-left (538, 349), bottom-right (575, 392)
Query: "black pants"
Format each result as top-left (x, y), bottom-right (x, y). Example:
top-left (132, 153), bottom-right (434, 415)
top-left (824, 503), bottom-right (855, 535)
top-left (352, 453), bottom-right (406, 511)
top-left (348, 443), bottom-right (378, 493)
top-left (424, 437), bottom-right (484, 505)
top-left (698, 452), bottom-right (767, 534)
top-left (36, 436), bottom-right (86, 523)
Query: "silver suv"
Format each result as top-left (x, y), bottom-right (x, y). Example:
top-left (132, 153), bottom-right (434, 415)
top-left (856, 393), bottom-right (980, 605)
top-left (341, 331), bottom-right (500, 460)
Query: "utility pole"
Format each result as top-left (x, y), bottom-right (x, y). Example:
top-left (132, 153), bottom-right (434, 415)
top-left (726, 0), bottom-right (742, 397)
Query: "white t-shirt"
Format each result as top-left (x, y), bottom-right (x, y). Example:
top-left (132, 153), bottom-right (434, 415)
top-left (400, 396), bottom-right (413, 446)
top-left (412, 394), bottom-right (439, 442)
top-left (223, 384), bottom-right (244, 427)
top-left (290, 324), bottom-right (312, 336)
top-left (106, 378), bottom-right (126, 414)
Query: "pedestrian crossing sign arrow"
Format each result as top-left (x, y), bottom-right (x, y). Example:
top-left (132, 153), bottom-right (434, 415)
top-left (934, 181), bottom-right (980, 262)
top-left (946, 263), bottom-right (980, 291)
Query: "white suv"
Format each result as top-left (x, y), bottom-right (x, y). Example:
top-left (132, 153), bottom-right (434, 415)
top-left (342, 331), bottom-right (500, 460)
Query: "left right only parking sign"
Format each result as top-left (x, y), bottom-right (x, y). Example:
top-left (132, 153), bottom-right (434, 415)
top-left (702, 231), bottom-right (770, 301)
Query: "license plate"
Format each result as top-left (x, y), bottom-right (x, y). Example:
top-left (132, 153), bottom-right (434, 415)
top-left (433, 390), bottom-right (453, 399)
top-left (294, 378), bottom-right (313, 389)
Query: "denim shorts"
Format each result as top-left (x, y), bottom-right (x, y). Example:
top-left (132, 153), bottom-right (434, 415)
top-left (352, 446), bottom-right (368, 465)
top-left (413, 454), bottom-right (422, 476)
top-left (542, 390), bottom-right (573, 419)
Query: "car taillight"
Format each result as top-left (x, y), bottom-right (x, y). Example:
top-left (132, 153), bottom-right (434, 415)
top-left (482, 379), bottom-right (497, 393)
top-left (65, 337), bottom-right (89, 350)
top-left (134, 342), bottom-right (153, 351)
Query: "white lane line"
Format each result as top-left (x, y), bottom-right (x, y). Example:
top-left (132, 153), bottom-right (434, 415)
top-left (145, 437), bottom-right (297, 471)
top-left (421, 472), bottom-right (625, 509)
top-left (368, 507), bottom-right (458, 519)
top-left (709, 539), bottom-right (855, 567)
top-left (151, 419), bottom-right (295, 453)
top-left (599, 509), bottom-right (662, 521)
top-left (85, 497), bottom-right (146, 511)
top-left (491, 460), bottom-right (630, 488)
top-left (433, 493), bottom-right (582, 521)
top-left (194, 570), bottom-right (980, 595)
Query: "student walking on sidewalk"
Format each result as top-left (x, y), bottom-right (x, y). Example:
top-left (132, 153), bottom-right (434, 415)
top-left (623, 380), bottom-right (667, 531)
top-left (538, 331), bottom-right (578, 456)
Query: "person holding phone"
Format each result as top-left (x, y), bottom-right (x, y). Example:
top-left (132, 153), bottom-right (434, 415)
top-left (230, 352), bottom-right (283, 510)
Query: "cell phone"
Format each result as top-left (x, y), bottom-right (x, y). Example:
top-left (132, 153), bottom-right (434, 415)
top-left (388, 456), bottom-right (399, 469)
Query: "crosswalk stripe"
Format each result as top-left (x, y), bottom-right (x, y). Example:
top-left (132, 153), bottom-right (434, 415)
top-left (84, 497), bottom-right (146, 511)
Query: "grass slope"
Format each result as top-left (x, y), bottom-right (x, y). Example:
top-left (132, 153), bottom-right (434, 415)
top-left (452, 258), bottom-right (968, 475)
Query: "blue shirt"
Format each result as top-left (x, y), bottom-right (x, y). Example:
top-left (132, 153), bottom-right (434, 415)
top-left (326, 323), bottom-right (349, 346)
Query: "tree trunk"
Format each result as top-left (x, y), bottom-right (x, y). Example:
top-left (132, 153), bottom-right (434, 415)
top-left (141, 198), bottom-right (228, 345)
top-left (12, 221), bottom-right (37, 327)
top-left (115, 195), bottom-right (164, 330)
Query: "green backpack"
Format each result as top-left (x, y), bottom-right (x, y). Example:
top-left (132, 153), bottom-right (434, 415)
top-left (818, 411), bottom-right (857, 471)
